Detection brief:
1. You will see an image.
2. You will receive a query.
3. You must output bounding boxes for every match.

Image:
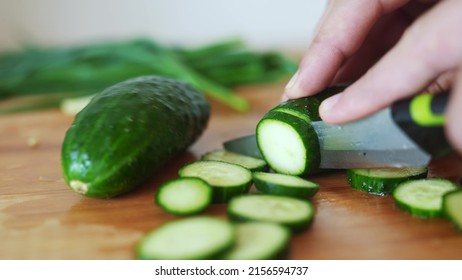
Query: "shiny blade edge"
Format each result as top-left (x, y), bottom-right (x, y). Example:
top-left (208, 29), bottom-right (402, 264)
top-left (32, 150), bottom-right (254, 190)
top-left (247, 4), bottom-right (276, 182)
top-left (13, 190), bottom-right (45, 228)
top-left (311, 108), bottom-right (431, 169)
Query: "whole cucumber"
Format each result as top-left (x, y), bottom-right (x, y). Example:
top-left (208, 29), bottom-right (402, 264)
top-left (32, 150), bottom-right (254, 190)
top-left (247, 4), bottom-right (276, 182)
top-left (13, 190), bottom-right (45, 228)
top-left (61, 76), bottom-right (210, 198)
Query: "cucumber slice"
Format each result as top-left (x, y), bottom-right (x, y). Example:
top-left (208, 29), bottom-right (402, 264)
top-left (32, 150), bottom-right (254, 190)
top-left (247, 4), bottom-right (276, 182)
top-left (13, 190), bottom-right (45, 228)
top-left (178, 160), bottom-right (253, 203)
top-left (223, 222), bottom-right (291, 260)
top-left (256, 86), bottom-right (345, 177)
top-left (136, 216), bottom-right (235, 260)
top-left (155, 177), bottom-right (212, 215)
top-left (201, 149), bottom-right (267, 171)
top-left (228, 194), bottom-right (315, 232)
top-left (253, 171), bottom-right (320, 198)
top-left (257, 111), bottom-right (320, 176)
top-left (347, 167), bottom-right (428, 195)
top-left (392, 178), bottom-right (458, 218)
top-left (443, 189), bottom-right (462, 231)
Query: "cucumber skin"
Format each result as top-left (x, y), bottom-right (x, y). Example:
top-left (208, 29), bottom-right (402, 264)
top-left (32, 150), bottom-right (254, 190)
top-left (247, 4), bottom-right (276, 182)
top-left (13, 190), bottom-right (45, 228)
top-left (61, 76), bottom-right (210, 198)
top-left (211, 185), bottom-right (252, 204)
top-left (347, 169), bottom-right (428, 196)
top-left (394, 198), bottom-right (441, 218)
top-left (254, 182), bottom-right (319, 199)
top-left (257, 86), bottom-right (344, 176)
top-left (271, 85), bottom-right (345, 123)
top-left (257, 111), bottom-right (320, 176)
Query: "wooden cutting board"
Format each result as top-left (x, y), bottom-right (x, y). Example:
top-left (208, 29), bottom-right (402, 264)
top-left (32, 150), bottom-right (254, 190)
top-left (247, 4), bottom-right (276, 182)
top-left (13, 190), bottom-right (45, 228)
top-left (1, 83), bottom-right (461, 260)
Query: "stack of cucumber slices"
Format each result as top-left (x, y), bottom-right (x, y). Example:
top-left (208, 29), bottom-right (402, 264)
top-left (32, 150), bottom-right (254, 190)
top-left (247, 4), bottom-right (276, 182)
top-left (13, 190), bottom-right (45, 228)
top-left (138, 147), bottom-right (462, 260)
top-left (137, 148), bottom-right (321, 260)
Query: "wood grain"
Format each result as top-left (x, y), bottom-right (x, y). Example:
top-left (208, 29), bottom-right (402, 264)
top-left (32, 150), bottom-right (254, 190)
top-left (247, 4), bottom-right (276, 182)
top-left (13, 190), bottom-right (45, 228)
top-left (1, 82), bottom-right (461, 260)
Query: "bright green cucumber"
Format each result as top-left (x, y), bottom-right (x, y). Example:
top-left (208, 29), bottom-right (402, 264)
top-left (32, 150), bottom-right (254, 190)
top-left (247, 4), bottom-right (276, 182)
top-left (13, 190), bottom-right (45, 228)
top-left (256, 86), bottom-right (344, 176)
top-left (443, 189), bottom-right (462, 231)
top-left (347, 167), bottom-right (428, 195)
top-left (253, 171), bottom-right (320, 198)
top-left (136, 216), bottom-right (235, 260)
top-left (393, 178), bottom-right (458, 218)
top-left (178, 160), bottom-right (253, 203)
top-left (223, 222), bottom-right (291, 260)
top-left (61, 76), bottom-right (210, 198)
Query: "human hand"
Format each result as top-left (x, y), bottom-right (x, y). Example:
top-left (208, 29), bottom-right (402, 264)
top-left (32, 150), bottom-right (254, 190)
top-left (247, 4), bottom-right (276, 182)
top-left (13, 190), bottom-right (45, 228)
top-left (282, 0), bottom-right (462, 153)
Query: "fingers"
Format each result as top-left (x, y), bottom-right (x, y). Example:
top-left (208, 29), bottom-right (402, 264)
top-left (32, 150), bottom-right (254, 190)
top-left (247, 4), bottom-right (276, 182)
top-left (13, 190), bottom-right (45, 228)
top-left (282, 0), bottom-right (409, 101)
top-left (446, 69), bottom-right (462, 154)
top-left (332, 8), bottom-right (411, 84)
top-left (320, 0), bottom-right (462, 124)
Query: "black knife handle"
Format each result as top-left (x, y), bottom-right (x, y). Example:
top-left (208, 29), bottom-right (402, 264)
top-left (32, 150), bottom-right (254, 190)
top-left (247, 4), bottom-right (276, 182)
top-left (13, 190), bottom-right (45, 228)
top-left (391, 91), bottom-right (451, 158)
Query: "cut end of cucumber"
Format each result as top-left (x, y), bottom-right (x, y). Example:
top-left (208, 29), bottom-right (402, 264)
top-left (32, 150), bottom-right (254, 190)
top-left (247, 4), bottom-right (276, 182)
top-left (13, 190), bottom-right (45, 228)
top-left (257, 119), bottom-right (307, 175)
top-left (69, 180), bottom-right (88, 195)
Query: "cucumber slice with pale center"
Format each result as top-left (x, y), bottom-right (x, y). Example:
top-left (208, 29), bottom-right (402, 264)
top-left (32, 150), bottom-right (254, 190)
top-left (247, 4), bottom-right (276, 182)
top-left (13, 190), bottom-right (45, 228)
top-left (201, 149), bottom-right (267, 171)
top-left (178, 160), bottom-right (252, 203)
top-left (443, 189), bottom-right (462, 231)
top-left (348, 166), bottom-right (428, 195)
top-left (136, 216), bottom-right (235, 260)
top-left (255, 87), bottom-right (343, 176)
top-left (253, 171), bottom-right (320, 198)
top-left (155, 177), bottom-right (212, 215)
top-left (223, 222), bottom-right (291, 260)
top-left (228, 194), bottom-right (315, 232)
top-left (257, 112), bottom-right (319, 176)
top-left (393, 178), bottom-right (458, 218)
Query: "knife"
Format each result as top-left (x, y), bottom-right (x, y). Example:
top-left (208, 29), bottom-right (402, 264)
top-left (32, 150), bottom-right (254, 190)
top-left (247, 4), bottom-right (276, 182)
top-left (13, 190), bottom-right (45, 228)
top-left (224, 92), bottom-right (451, 169)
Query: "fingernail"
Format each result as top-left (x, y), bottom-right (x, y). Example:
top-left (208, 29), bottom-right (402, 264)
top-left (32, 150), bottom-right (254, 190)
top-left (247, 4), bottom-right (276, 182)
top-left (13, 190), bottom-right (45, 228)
top-left (319, 93), bottom-right (342, 115)
top-left (286, 70), bottom-right (300, 89)
top-left (283, 71), bottom-right (305, 99)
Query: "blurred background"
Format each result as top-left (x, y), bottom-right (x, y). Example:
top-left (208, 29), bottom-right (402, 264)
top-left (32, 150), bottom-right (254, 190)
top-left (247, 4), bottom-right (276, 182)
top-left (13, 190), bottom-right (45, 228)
top-left (0, 0), bottom-right (326, 52)
top-left (0, 0), bottom-right (327, 113)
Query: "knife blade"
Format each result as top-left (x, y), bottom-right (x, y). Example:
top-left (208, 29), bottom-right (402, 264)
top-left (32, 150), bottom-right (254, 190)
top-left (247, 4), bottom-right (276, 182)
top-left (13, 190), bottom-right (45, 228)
top-left (310, 108), bottom-right (430, 168)
top-left (223, 134), bottom-right (263, 159)
top-left (223, 92), bottom-right (451, 169)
